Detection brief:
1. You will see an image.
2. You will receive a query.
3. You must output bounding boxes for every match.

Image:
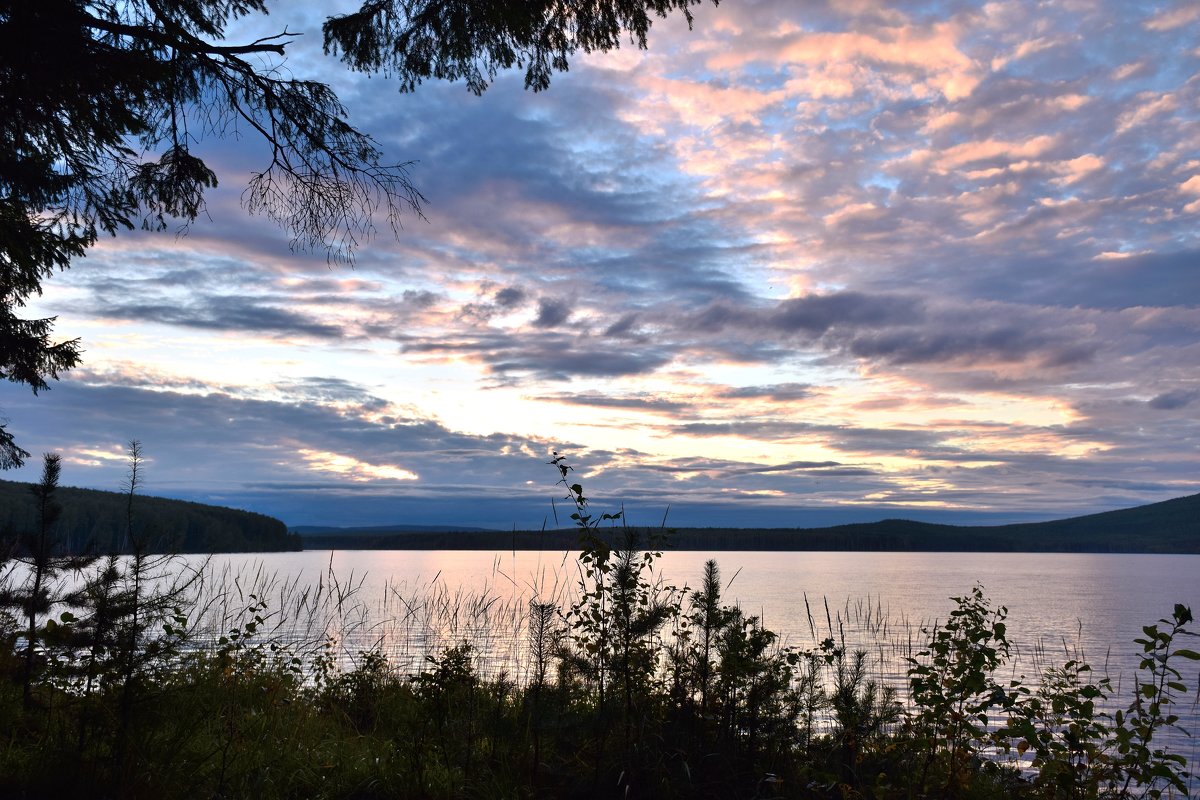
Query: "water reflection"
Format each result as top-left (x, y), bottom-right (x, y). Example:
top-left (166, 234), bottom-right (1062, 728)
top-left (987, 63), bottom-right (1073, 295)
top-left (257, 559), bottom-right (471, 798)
top-left (186, 549), bottom-right (1200, 780)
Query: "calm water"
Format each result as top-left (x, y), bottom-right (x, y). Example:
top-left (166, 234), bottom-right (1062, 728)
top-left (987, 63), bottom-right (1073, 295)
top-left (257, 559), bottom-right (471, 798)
top-left (191, 549), bottom-right (1199, 694)
top-left (189, 549), bottom-right (1200, 776)
top-left (11, 546), bottom-right (1194, 783)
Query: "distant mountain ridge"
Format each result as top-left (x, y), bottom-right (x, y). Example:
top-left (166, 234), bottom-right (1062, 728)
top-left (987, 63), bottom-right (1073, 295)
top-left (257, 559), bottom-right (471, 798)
top-left (293, 523), bottom-right (496, 534)
top-left (0, 479), bottom-right (298, 554)
top-left (298, 492), bottom-right (1200, 553)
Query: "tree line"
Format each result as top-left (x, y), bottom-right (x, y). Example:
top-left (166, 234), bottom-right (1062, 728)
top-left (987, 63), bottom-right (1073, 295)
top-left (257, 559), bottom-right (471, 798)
top-left (299, 490), bottom-right (1200, 554)
top-left (1, 459), bottom-right (297, 556)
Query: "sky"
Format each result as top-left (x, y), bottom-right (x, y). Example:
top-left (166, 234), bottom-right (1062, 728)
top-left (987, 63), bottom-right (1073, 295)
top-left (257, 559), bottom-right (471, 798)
top-left (4, 0), bottom-right (1200, 529)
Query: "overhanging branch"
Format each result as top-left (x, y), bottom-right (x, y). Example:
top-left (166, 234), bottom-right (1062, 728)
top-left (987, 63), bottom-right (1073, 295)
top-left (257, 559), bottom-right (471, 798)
top-left (83, 12), bottom-right (298, 58)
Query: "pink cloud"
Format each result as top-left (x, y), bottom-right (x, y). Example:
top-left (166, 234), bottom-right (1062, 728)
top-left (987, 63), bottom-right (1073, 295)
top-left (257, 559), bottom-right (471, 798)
top-left (1111, 61), bottom-right (1150, 81)
top-left (934, 134), bottom-right (1059, 171)
top-left (1050, 154), bottom-right (1106, 186)
top-left (990, 35), bottom-right (1068, 71)
top-left (1116, 92), bottom-right (1179, 134)
top-left (1144, 3), bottom-right (1200, 31)
top-left (640, 76), bottom-right (788, 128)
top-left (707, 22), bottom-right (981, 102)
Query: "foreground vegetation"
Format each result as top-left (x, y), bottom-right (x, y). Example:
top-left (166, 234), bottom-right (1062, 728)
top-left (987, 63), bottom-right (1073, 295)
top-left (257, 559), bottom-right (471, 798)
top-left (1, 452), bottom-right (1197, 798)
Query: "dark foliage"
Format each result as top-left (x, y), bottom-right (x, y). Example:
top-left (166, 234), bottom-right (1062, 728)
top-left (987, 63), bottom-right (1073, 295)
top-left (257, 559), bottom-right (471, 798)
top-left (1, 558), bottom-right (1194, 798)
top-left (298, 491), bottom-right (1200, 553)
top-left (0, 0), bottom-right (422, 464)
top-left (0, 455), bottom-right (1195, 798)
top-left (324, 0), bottom-right (719, 94)
top-left (0, 0), bottom-right (714, 464)
top-left (0, 477), bottom-right (297, 554)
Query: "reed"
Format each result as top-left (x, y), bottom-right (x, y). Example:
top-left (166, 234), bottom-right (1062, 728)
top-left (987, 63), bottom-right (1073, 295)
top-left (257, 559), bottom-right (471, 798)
top-left (1, 456), bottom-right (1196, 798)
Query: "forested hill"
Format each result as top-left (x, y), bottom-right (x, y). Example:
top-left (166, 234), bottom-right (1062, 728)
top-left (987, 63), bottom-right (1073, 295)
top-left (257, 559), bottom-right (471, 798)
top-left (299, 492), bottom-right (1200, 553)
top-left (0, 480), bottom-right (298, 554)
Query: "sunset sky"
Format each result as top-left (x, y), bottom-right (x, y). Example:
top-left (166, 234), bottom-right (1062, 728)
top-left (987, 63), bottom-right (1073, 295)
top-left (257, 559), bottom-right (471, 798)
top-left (5, 0), bottom-right (1199, 529)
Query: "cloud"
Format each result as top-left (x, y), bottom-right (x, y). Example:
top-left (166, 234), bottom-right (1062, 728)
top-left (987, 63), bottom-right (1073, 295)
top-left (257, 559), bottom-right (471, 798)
top-left (844, 320), bottom-right (1097, 369)
top-left (95, 296), bottom-right (347, 339)
top-left (728, 460), bottom-right (870, 476)
top-left (532, 297), bottom-right (573, 328)
top-left (1148, 389), bottom-right (1199, 410)
top-left (2, 377), bottom-right (564, 523)
top-left (494, 286), bottom-right (527, 308)
top-left (708, 21), bottom-right (981, 101)
top-left (1116, 92), bottom-right (1179, 134)
top-left (1111, 61), bottom-right (1152, 81)
top-left (603, 313), bottom-right (641, 337)
top-left (401, 330), bottom-right (675, 381)
top-left (933, 135), bottom-right (1060, 172)
top-left (690, 292), bottom-right (920, 337)
top-left (677, 291), bottom-right (1118, 381)
top-left (714, 383), bottom-right (816, 402)
top-left (669, 420), bottom-right (820, 439)
top-left (1144, 4), bottom-right (1200, 32)
top-left (990, 36), bottom-right (1070, 72)
top-left (770, 292), bottom-right (922, 334)
top-left (534, 392), bottom-right (692, 413)
top-left (13, 0), bottom-right (1200, 524)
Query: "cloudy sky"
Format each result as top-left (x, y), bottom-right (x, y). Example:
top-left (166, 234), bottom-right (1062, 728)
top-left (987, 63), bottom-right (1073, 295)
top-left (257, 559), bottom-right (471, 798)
top-left (5, 0), bottom-right (1199, 529)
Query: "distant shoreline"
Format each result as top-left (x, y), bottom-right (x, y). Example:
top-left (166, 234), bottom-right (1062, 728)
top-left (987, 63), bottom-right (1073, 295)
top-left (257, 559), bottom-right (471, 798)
top-left (297, 491), bottom-right (1200, 554)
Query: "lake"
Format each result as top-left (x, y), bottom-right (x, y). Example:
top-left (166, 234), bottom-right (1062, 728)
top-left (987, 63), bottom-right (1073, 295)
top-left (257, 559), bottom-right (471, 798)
top-left (192, 551), bottom-right (1195, 695)
top-left (183, 548), bottom-right (1200, 781)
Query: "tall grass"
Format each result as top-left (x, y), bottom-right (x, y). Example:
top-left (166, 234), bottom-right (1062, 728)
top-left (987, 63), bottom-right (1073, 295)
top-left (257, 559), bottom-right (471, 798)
top-left (3, 542), bottom-right (1198, 798)
top-left (1, 455), bottom-right (1196, 798)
